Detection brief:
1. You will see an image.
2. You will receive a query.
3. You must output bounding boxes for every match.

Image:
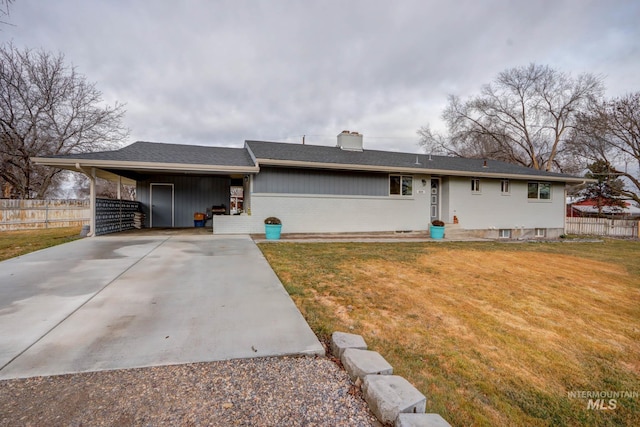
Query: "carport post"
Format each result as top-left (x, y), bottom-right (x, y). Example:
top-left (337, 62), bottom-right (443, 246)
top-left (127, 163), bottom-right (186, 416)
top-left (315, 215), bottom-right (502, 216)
top-left (75, 163), bottom-right (96, 237)
top-left (89, 167), bottom-right (96, 237)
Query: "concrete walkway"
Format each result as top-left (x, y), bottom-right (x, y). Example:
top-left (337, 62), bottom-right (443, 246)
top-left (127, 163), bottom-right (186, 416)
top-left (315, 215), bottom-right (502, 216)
top-left (0, 235), bottom-right (323, 380)
top-left (252, 231), bottom-right (491, 243)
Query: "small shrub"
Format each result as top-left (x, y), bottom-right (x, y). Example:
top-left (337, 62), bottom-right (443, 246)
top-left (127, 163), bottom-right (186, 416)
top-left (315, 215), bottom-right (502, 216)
top-left (264, 216), bottom-right (282, 225)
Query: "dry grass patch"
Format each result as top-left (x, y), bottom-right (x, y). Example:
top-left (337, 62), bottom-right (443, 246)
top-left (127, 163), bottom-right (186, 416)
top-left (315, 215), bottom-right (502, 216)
top-left (259, 240), bottom-right (640, 426)
top-left (0, 227), bottom-right (82, 261)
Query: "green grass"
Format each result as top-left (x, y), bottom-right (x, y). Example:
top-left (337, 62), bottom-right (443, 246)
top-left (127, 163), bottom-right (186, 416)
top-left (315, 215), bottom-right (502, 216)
top-left (0, 227), bottom-right (83, 261)
top-left (259, 239), bottom-right (640, 426)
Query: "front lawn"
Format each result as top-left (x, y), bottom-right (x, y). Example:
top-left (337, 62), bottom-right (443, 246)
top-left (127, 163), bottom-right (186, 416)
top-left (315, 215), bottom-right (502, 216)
top-left (0, 227), bottom-right (82, 261)
top-left (259, 239), bottom-right (640, 426)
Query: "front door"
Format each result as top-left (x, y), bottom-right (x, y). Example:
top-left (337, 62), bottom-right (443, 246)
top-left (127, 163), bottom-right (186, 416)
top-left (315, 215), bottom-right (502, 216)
top-left (150, 184), bottom-right (174, 227)
top-left (430, 179), bottom-right (440, 222)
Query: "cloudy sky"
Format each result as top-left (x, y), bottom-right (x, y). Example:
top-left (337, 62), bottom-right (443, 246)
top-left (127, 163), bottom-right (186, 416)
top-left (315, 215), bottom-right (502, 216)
top-left (4, 0), bottom-right (639, 153)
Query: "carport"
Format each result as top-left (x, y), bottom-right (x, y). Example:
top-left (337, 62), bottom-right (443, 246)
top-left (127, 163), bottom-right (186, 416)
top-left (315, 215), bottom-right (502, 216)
top-left (32, 141), bottom-right (259, 236)
top-left (0, 234), bottom-right (323, 380)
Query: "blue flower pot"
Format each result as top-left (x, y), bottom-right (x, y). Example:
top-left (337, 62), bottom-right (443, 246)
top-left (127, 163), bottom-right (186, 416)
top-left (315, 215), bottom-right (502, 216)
top-left (429, 225), bottom-right (445, 239)
top-left (265, 224), bottom-right (282, 240)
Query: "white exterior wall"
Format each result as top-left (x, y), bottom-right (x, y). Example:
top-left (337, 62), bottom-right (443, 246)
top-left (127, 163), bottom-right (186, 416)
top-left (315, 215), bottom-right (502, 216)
top-left (446, 177), bottom-right (566, 234)
top-left (213, 173), bottom-right (432, 234)
top-left (212, 173), bottom-right (568, 238)
top-left (249, 193), bottom-right (429, 233)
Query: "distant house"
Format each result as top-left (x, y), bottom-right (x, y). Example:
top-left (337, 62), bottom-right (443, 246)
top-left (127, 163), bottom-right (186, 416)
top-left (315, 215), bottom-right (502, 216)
top-left (567, 197), bottom-right (640, 219)
top-left (33, 131), bottom-right (588, 238)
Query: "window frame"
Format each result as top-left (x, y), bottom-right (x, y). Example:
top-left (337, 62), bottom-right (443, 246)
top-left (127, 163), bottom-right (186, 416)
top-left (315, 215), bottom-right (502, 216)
top-left (527, 182), bottom-right (552, 201)
top-left (501, 179), bottom-right (510, 195)
top-left (535, 228), bottom-right (546, 238)
top-left (389, 174), bottom-right (413, 197)
top-left (471, 178), bottom-right (481, 194)
top-left (498, 229), bottom-right (512, 239)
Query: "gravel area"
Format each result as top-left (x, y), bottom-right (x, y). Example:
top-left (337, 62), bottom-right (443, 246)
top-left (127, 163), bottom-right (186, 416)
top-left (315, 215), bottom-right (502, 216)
top-left (0, 355), bottom-right (379, 426)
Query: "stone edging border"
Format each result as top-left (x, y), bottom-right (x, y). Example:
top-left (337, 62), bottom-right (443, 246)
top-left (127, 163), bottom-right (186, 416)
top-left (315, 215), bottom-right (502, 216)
top-left (331, 331), bottom-right (452, 427)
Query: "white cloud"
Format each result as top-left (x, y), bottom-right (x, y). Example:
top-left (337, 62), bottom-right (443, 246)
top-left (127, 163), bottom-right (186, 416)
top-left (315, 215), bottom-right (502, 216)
top-left (6, 0), bottom-right (640, 153)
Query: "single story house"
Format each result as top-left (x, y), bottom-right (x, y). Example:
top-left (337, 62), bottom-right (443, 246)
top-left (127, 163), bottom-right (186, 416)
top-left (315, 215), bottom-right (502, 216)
top-left (33, 131), bottom-right (588, 238)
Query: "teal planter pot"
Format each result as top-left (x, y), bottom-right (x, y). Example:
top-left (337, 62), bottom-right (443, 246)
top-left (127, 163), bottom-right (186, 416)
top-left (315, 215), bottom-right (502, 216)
top-left (429, 225), bottom-right (445, 239)
top-left (265, 224), bottom-right (282, 240)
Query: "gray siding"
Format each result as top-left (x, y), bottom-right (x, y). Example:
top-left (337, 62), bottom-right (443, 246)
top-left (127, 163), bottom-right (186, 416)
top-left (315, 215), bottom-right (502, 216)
top-left (440, 177), bottom-right (450, 223)
top-left (253, 167), bottom-right (388, 196)
top-left (137, 175), bottom-right (230, 227)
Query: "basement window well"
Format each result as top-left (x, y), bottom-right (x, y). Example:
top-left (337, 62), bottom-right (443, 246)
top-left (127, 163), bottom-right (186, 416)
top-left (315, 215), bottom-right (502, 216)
top-left (499, 229), bottom-right (512, 239)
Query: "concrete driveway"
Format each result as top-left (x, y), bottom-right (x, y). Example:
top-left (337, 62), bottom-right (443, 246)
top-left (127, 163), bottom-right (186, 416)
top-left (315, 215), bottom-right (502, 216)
top-left (0, 234), bottom-right (323, 380)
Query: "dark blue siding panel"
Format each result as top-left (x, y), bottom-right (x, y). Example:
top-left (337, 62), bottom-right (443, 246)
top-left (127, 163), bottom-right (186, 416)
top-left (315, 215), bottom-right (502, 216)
top-left (136, 175), bottom-right (230, 227)
top-left (253, 167), bottom-right (387, 196)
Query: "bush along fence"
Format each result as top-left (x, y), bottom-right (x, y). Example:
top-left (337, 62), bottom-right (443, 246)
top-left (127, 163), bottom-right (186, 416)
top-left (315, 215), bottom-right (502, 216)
top-left (565, 217), bottom-right (639, 238)
top-left (95, 198), bottom-right (141, 236)
top-left (0, 199), bottom-right (90, 231)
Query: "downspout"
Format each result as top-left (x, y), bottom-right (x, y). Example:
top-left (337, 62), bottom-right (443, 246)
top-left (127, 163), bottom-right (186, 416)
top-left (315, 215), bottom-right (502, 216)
top-left (76, 163), bottom-right (96, 237)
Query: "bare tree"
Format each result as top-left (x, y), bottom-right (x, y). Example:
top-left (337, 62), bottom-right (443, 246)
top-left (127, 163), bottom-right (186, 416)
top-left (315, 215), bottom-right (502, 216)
top-left (70, 173), bottom-right (136, 200)
top-left (419, 64), bottom-right (604, 172)
top-left (0, 43), bottom-right (128, 198)
top-left (573, 92), bottom-right (640, 205)
top-left (1, 0), bottom-right (14, 27)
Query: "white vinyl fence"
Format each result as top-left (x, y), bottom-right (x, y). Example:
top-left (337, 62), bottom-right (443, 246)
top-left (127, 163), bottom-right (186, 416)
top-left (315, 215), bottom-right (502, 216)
top-left (0, 199), bottom-right (90, 231)
top-left (565, 217), bottom-right (639, 238)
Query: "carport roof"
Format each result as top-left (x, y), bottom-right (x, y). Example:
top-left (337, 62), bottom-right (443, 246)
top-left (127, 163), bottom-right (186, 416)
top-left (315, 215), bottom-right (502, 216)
top-left (42, 141), bottom-right (255, 166)
top-left (32, 141), bottom-right (260, 181)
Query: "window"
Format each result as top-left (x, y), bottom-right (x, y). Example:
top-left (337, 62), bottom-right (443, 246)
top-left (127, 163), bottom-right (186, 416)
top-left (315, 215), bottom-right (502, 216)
top-left (499, 229), bottom-right (511, 239)
top-left (527, 182), bottom-right (551, 200)
top-left (390, 175), bottom-right (413, 196)
top-left (535, 228), bottom-right (546, 238)
top-left (471, 178), bottom-right (481, 193)
top-left (501, 179), bottom-right (510, 194)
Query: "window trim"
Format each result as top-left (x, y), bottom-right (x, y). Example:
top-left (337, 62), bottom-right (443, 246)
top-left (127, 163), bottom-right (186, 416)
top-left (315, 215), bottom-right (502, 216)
top-left (501, 179), bottom-right (510, 195)
top-left (535, 228), bottom-right (546, 238)
top-left (471, 178), bottom-right (481, 194)
top-left (498, 229), bottom-right (511, 239)
top-left (527, 182), bottom-right (552, 201)
top-left (389, 174), bottom-right (413, 197)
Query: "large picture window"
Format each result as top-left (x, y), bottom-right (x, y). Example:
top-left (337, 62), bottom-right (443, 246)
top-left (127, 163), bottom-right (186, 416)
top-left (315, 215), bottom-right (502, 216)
top-left (528, 182), bottom-right (551, 200)
top-left (390, 175), bottom-right (413, 196)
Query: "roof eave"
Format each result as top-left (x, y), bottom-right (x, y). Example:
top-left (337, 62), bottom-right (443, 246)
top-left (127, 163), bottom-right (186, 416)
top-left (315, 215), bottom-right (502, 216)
top-left (31, 157), bottom-right (260, 174)
top-left (255, 159), bottom-right (588, 183)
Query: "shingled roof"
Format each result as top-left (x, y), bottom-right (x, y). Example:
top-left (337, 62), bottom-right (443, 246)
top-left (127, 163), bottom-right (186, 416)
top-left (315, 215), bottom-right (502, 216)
top-left (245, 140), bottom-right (583, 182)
top-left (33, 139), bottom-right (585, 183)
top-left (47, 141), bottom-right (255, 167)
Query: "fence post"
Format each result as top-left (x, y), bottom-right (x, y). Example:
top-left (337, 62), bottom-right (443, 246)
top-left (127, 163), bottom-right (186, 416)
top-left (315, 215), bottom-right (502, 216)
top-left (45, 199), bottom-right (49, 229)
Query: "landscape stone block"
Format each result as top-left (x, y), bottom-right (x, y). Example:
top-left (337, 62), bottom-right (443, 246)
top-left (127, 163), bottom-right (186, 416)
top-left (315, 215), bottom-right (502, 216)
top-left (330, 331), bottom-right (367, 358)
top-left (396, 413), bottom-right (452, 427)
top-left (363, 375), bottom-right (426, 424)
top-left (341, 348), bottom-right (393, 381)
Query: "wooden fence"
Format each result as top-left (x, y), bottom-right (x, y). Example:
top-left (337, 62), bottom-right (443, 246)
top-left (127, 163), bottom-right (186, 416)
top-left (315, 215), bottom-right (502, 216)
top-left (0, 199), bottom-right (90, 231)
top-left (565, 217), bottom-right (639, 238)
